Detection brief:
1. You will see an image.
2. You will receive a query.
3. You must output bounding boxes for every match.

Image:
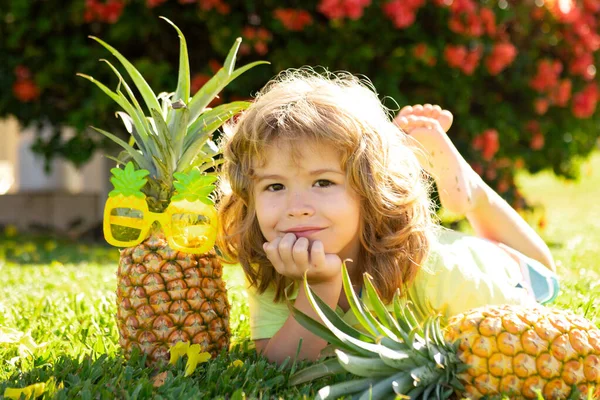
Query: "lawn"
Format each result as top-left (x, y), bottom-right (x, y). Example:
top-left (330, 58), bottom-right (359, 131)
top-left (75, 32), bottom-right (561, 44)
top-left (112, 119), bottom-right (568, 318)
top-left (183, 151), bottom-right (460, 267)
top-left (1, 152), bottom-right (599, 399)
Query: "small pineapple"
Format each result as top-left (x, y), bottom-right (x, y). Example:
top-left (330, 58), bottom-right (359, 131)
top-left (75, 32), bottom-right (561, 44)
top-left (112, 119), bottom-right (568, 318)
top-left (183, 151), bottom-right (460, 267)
top-left (78, 17), bottom-right (267, 363)
top-left (290, 264), bottom-right (600, 399)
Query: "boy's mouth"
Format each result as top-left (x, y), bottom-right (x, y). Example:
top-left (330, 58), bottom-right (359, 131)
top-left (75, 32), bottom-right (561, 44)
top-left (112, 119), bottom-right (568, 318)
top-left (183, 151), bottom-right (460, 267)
top-left (283, 227), bottom-right (326, 238)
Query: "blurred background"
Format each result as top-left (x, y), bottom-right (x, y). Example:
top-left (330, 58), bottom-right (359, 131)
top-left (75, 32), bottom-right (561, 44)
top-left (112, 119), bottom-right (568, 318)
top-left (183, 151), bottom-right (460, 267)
top-left (1, 0), bottom-right (599, 239)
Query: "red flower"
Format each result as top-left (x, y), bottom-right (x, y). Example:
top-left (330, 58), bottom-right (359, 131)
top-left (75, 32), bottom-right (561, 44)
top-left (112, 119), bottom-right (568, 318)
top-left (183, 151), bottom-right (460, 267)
top-left (529, 59), bottom-right (562, 93)
top-left (569, 53), bottom-right (596, 80)
top-left (572, 83), bottom-right (599, 118)
top-left (485, 42), bottom-right (517, 75)
top-left (240, 27), bottom-right (272, 55)
top-left (14, 65), bottom-right (31, 80)
top-left (546, 0), bottom-right (580, 23)
top-left (102, 0), bottom-right (124, 24)
top-left (274, 8), bottom-right (313, 31)
top-left (199, 0), bottom-right (230, 14)
top-left (84, 0), bottom-right (124, 23)
top-left (550, 79), bottom-right (572, 107)
top-left (383, 0), bottom-right (424, 29)
top-left (146, 0), bottom-right (167, 7)
top-left (461, 45), bottom-right (482, 75)
top-left (584, 0), bottom-right (600, 12)
top-left (318, 0), bottom-right (372, 20)
top-left (534, 98), bottom-right (549, 115)
top-left (530, 132), bottom-right (545, 150)
top-left (481, 129), bottom-right (499, 161)
top-left (13, 79), bottom-right (40, 102)
top-left (444, 45), bottom-right (467, 69)
top-left (479, 7), bottom-right (496, 36)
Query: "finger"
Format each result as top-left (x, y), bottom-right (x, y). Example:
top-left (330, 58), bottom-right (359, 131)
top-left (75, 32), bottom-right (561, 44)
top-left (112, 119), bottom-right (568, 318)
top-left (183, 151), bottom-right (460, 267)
top-left (431, 104), bottom-right (442, 118)
top-left (423, 104), bottom-right (433, 114)
top-left (264, 236), bottom-right (284, 273)
top-left (309, 240), bottom-right (326, 268)
top-left (292, 237), bottom-right (310, 269)
top-left (277, 232), bottom-right (297, 269)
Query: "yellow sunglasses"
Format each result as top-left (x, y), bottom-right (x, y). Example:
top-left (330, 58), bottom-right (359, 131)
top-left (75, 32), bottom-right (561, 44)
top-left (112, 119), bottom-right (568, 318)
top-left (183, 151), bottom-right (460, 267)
top-left (103, 194), bottom-right (217, 254)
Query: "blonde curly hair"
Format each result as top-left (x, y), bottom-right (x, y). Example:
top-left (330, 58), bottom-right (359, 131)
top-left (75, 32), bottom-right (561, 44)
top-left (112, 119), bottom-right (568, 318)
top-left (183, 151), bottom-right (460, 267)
top-left (217, 68), bottom-right (436, 303)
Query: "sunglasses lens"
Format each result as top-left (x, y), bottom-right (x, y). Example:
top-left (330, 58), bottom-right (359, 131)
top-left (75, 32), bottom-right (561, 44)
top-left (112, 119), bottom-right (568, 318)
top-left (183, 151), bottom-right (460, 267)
top-left (171, 213), bottom-right (214, 248)
top-left (110, 207), bottom-right (144, 242)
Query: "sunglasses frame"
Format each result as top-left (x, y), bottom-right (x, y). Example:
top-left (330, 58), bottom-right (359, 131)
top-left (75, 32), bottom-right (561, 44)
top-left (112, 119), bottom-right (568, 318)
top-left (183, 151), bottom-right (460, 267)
top-left (103, 194), bottom-right (217, 254)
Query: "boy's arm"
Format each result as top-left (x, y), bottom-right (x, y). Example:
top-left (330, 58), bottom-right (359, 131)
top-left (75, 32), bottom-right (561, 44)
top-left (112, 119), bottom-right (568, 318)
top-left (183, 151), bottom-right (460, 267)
top-left (255, 277), bottom-right (342, 364)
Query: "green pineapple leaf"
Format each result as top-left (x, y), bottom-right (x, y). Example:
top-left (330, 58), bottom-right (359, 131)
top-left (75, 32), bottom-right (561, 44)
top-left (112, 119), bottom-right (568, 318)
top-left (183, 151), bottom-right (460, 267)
top-left (108, 161), bottom-right (150, 198)
top-left (172, 168), bottom-right (218, 205)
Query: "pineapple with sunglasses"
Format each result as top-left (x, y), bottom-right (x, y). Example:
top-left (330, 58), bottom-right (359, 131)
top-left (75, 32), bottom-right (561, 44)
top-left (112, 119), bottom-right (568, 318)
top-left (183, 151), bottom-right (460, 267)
top-left (79, 18), bottom-right (267, 363)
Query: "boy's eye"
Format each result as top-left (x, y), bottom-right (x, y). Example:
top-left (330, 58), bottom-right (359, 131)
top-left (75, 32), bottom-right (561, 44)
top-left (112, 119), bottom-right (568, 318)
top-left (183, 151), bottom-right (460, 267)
top-left (314, 179), bottom-right (334, 188)
top-left (266, 183), bottom-right (284, 192)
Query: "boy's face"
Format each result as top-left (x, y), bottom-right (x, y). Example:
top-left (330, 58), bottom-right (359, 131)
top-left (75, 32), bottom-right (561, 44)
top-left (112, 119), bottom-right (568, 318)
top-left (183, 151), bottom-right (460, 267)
top-left (252, 140), bottom-right (362, 263)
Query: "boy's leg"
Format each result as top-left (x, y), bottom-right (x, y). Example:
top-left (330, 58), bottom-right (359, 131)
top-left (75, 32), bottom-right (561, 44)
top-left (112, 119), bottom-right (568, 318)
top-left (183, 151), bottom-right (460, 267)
top-left (394, 105), bottom-right (556, 272)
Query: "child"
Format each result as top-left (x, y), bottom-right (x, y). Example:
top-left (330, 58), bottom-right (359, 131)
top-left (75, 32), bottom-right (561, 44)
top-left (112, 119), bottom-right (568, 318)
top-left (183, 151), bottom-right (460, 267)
top-left (216, 68), bottom-right (559, 364)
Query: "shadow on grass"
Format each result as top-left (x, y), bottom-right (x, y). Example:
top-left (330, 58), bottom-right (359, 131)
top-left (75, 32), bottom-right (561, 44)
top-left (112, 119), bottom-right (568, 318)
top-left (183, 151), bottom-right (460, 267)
top-left (0, 342), bottom-right (347, 399)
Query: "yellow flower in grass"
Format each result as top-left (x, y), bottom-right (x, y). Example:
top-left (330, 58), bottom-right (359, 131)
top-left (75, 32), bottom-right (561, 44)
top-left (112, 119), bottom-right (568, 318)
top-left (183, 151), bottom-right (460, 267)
top-left (3, 382), bottom-right (46, 399)
top-left (168, 341), bottom-right (211, 377)
top-left (229, 359), bottom-right (244, 369)
top-left (169, 341), bottom-right (190, 365)
top-left (184, 344), bottom-right (211, 377)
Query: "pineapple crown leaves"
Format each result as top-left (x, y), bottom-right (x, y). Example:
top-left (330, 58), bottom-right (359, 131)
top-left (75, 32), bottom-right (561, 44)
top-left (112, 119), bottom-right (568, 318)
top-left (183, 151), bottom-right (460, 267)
top-left (78, 16), bottom-right (268, 185)
top-left (288, 263), bottom-right (464, 399)
top-left (108, 161), bottom-right (150, 198)
top-left (171, 168), bottom-right (217, 205)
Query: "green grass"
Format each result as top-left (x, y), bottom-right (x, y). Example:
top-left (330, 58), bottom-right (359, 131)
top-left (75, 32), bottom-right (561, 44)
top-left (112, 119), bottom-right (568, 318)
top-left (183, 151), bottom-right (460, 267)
top-left (1, 152), bottom-right (599, 399)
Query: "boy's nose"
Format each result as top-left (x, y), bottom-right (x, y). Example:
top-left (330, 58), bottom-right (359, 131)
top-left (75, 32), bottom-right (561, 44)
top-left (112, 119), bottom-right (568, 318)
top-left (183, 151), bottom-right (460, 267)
top-left (286, 192), bottom-right (315, 217)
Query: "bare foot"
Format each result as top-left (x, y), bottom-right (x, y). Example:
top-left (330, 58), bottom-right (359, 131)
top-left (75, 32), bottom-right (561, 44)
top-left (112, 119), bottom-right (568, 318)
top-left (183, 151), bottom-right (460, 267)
top-left (394, 107), bottom-right (482, 215)
top-left (396, 104), bottom-right (454, 133)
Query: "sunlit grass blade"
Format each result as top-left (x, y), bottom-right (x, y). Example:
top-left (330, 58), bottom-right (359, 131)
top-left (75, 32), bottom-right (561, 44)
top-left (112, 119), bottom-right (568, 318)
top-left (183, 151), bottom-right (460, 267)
top-left (89, 36), bottom-right (161, 115)
top-left (288, 358), bottom-right (345, 385)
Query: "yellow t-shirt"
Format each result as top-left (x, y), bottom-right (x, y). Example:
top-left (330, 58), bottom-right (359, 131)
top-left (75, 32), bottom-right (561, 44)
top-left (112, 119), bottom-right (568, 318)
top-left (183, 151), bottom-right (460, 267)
top-left (246, 228), bottom-right (536, 340)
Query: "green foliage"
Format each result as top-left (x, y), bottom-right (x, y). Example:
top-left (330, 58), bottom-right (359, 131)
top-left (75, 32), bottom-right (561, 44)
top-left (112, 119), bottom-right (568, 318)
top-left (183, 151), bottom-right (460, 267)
top-left (108, 161), bottom-right (150, 198)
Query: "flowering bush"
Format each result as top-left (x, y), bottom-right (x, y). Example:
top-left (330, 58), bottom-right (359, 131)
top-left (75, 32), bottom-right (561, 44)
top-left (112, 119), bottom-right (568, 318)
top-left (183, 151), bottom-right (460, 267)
top-left (1, 0), bottom-right (599, 206)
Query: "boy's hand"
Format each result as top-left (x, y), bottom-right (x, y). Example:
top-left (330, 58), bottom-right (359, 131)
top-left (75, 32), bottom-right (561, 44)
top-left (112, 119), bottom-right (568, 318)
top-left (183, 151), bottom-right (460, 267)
top-left (263, 233), bottom-right (343, 284)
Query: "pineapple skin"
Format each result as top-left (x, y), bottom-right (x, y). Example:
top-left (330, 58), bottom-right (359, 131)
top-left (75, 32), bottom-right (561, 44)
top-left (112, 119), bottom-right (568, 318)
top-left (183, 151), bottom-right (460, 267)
top-left (116, 231), bottom-right (230, 364)
top-left (445, 304), bottom-right (600, 400)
